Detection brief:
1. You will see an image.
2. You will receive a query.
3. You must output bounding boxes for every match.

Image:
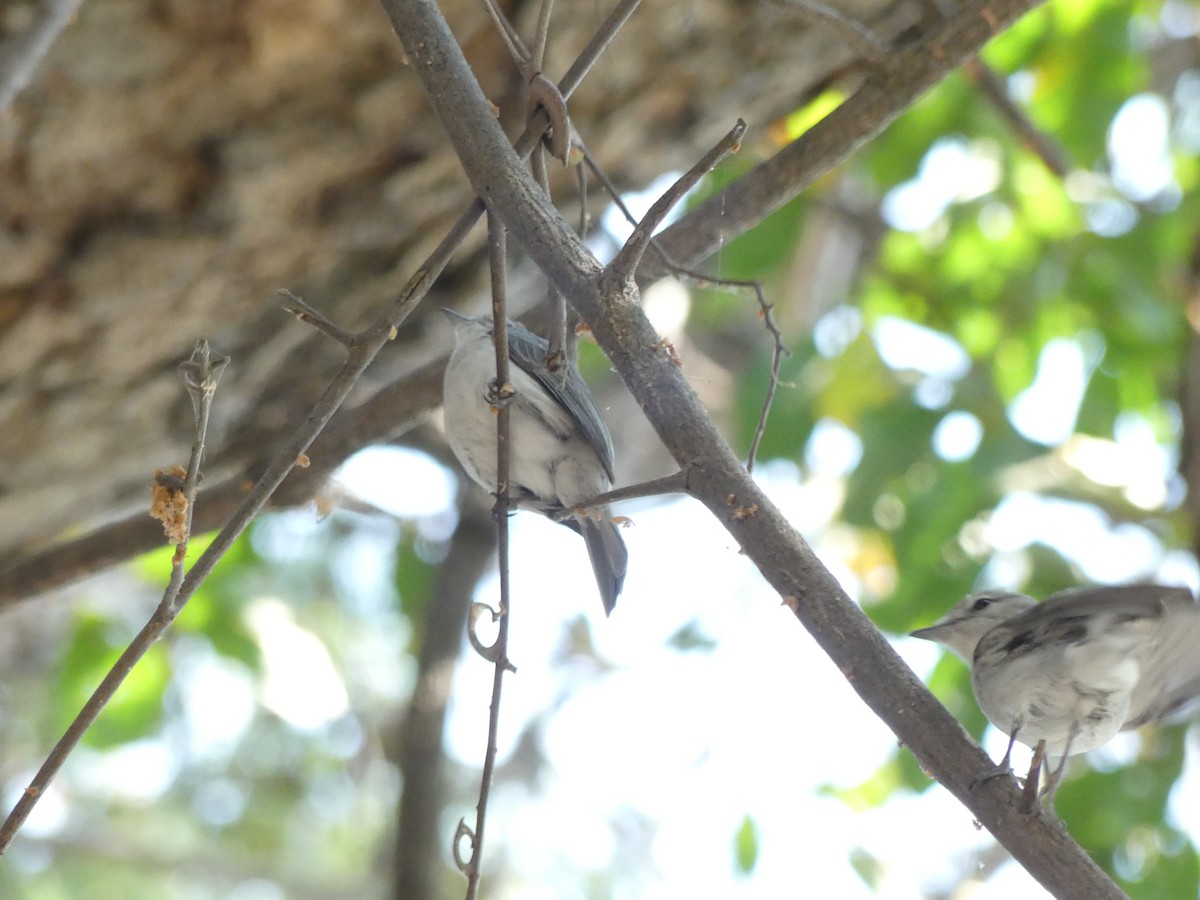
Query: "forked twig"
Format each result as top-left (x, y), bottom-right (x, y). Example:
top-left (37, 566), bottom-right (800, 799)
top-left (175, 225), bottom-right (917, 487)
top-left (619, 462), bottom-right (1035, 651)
top-left (581, 138), bottom-right (789, 471)
top-left (482, 0), bottom-right (572, 164)
top-left (530, 0), bottom-right (555, 71)
top-left (608, 119), bottom-right (748, 282)
top-left (777, 0), bottom-right (888, 64)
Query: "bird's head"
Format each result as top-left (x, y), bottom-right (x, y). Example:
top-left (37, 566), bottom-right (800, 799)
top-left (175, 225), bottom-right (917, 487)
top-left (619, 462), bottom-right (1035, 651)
top-left (910, 591), bottom-right (1038, 661)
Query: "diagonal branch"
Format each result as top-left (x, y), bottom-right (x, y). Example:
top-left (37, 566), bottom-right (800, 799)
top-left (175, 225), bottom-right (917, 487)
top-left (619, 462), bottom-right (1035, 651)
top-left (0, 0), bottom-right (82, 114)
top-left (379, 0), bottom-right (1125, 895)
top-left (0, 341), bottom-right (227, 853)
top-left (608, 119), bottom-right (746, 283)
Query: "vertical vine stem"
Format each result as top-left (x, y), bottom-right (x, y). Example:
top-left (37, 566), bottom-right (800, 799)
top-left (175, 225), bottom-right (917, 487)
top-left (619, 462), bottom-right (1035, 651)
top-left (459, 213), bottom-right (515, 899)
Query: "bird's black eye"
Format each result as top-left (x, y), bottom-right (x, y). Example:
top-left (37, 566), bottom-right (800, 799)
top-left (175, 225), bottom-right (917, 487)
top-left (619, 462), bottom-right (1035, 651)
top-left (971, 597), bottom-right (993, 612)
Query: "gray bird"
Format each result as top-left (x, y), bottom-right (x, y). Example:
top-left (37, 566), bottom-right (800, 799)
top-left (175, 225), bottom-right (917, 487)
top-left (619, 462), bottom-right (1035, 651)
top-left (441, 310), bottom-right (628, 614)
top-left (911, 584), bottom-right (1200, 798)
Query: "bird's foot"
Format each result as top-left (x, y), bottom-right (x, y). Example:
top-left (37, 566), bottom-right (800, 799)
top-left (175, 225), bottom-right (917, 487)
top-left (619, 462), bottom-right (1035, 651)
top-left (968, 762), bottom-right (1016, 792)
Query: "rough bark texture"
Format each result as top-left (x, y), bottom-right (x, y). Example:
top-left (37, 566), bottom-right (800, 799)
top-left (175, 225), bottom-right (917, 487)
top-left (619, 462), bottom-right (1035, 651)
top-left (0, 0), bottom-right (917, 565)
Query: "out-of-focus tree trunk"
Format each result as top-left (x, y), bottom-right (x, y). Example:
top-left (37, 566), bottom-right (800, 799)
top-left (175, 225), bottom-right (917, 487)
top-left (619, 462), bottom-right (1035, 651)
top-left (0, 0), bottom-right (916, 567)
top-left (390, 496), bottom-right (493, 899)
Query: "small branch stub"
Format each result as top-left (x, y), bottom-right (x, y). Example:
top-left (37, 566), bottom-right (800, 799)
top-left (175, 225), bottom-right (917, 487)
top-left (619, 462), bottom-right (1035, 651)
top-left (453, 818), bottom-right (477, 872)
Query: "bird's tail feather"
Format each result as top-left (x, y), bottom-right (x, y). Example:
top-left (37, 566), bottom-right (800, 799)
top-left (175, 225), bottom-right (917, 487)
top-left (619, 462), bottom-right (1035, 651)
top-left (1128, 605), bottom-right (1200, 728)
top-left (579, 514), bottom-right (628, 616)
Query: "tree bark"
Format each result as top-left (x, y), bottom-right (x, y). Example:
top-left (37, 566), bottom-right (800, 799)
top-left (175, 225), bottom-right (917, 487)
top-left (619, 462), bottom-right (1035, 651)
top-left (0, 0), bottom-right (916, 569)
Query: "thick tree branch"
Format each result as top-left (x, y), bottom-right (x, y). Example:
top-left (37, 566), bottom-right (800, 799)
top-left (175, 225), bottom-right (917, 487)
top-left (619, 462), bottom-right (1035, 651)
top-left (638, 0), bottom-right (1042, 284)
top-left (380, 0), bottom-right (1124, 895)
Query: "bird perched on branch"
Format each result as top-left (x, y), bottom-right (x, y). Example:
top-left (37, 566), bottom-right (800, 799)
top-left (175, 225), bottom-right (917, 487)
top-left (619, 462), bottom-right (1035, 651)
top-left (911, 583), bottom-right (1200, 803)
top-left (441, 310), bottom-right (628, 614)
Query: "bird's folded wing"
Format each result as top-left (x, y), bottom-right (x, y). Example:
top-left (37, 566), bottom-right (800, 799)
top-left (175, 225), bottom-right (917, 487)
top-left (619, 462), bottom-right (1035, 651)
top-left (506, 324), bottom-right (616, 481)
top-left (1015, 584), bottom-right (1194, 630)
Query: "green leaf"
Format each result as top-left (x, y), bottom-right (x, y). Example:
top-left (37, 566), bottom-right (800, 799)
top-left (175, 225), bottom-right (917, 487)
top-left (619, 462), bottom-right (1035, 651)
top-left (733, 814), bottom-right (759, 875)
top-left (56, 613), bottom-right (170, 747)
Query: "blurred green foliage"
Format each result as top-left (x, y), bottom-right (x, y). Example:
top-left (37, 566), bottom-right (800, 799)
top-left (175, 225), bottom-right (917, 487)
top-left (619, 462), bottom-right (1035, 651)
top-left (701, 0), bottom-right (1199, 893)
top-left (733, 813), bottom-right (759, 875)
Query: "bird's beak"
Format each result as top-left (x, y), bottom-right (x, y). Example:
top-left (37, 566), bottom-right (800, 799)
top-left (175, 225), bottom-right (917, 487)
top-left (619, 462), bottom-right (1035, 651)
top-left (909, 623), bottom-right (946, 641)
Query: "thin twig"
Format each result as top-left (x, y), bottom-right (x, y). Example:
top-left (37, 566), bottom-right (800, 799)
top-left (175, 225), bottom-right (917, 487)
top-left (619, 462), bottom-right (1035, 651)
top-left (551, 0), bottom-right (640, 106)
top-left (279, 289), bottom-right (357, 346)
top-left (777, 0), bottom-right (888, 64)
top-left (608, 119), bottom-right (747, 282)
top-left (531, 141), bottom-right (549, 190)
top-left (458, 213), bottom-right (516, 900)
top-left (743, 282), bottom-right (787, 473)
top-left (0, 0), bottom-right (83, 115)
top-left (578, 144), bottom-right (791, 471)
top-left (964, 59), bottom-right (1071, 177)
top-left (0, 341), bottom-right (228, 853)
top-left (552, 470), bottom-right (689, 519)
top-left (576, 161), bottom-right (589, 241)
top-left (531, 0), bottom-right (555, 71)
top-left (481, 0), bottom-right (531, 65)
top-left (522, 32), bottom-right (571, 370)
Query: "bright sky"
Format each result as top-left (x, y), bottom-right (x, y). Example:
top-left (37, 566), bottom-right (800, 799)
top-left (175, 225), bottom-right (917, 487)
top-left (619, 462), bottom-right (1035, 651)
top-left (331, 422), bottom-right (1199, 898)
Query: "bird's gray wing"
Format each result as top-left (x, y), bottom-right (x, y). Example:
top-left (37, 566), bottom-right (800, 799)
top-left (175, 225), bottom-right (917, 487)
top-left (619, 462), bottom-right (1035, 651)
top-left (505, 322), bottom-right (616, 481)
top-left (1116, 588), bottom-right (1200, 728)
top-left (979, 585), bottom-right (1195, 661)
top-left (1009, 584), bottom-right (1194, 631)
